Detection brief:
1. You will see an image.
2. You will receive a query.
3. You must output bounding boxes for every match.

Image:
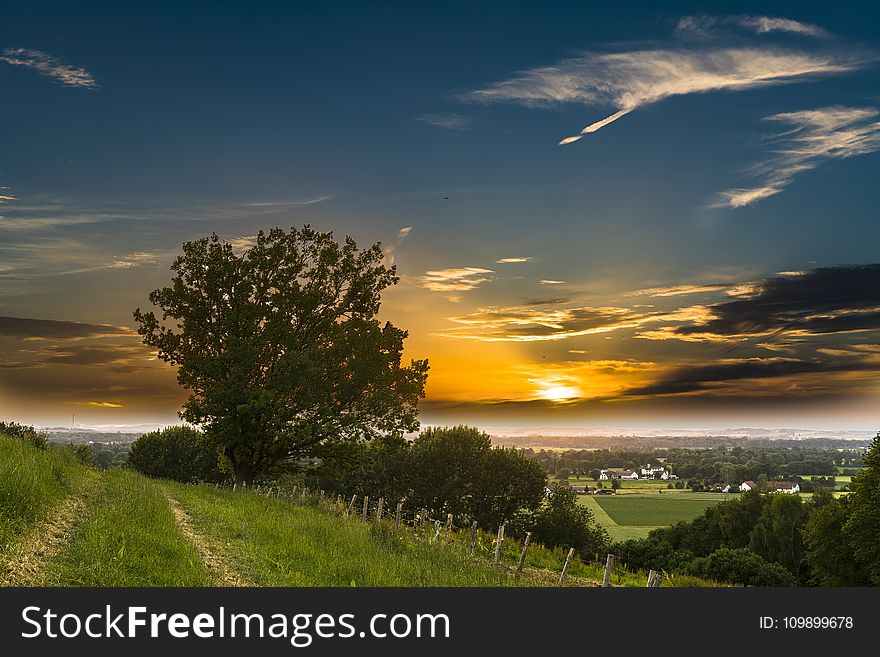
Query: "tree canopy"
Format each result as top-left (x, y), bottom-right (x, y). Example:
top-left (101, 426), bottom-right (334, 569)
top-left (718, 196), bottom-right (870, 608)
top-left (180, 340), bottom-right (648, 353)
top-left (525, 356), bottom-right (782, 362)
top-left (134, 226), bottom-right (428, 485)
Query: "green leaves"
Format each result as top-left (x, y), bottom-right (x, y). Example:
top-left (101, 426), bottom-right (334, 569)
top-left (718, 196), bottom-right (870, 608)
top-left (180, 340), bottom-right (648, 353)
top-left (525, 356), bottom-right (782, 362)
top-left (134, 226), bottom-right (428, 485)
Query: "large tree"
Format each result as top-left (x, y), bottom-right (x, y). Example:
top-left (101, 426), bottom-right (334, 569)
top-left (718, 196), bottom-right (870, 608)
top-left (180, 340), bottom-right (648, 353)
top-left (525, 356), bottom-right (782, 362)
top-left (134, 226), bottom-right (429, 485)
top-left (843, 432), bottom-right (880, 584)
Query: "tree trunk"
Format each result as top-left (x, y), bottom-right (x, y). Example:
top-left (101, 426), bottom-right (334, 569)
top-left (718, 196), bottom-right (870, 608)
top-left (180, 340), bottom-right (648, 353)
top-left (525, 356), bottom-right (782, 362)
top-left (232, 460), bottom-right (254, 487)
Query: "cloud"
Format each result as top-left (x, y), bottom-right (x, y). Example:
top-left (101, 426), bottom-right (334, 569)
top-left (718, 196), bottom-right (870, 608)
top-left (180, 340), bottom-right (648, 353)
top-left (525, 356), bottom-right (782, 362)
top-left (416, 114), bottom-right (474, 131)
top-left (437, 304), bottom-right (652, 342)
top-left (0, 316), bottom-right (133, 339)
top-left (241, 196), bottom-right (334, 208)
top-left (640, 266), bottom-right (880, 342)
top-left (108, 251), bottom-right (160, 269)
top-left (0, 48), bottom-right (97, 88)
top-left (627, 283), bottom-right (735, 297)
top-left (622, 355), bottom-right (880, 397)
top-left (540, 279), bottom-right (565, 285)
top-left (80, 401), bottom-right (124, 408)
top-left (382, 226), bottom-right (413, 267)
top-left (495, 256), bottom-right (532, 264)
top-left (717, 106), bottom-right (880, 207)
top-left (676, 15), bottom-right (831, 39)
top-left (420, 267), bottom-right (494, 299)
top-left (463, 17), bottom-right (869, 144)
top-left (43, 344), bottom-right (153, 366)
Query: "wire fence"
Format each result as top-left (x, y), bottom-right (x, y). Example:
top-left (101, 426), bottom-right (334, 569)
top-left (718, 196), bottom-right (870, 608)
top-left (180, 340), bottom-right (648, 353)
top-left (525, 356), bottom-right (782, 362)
top-left (216, 481), bottom-right (664, 587)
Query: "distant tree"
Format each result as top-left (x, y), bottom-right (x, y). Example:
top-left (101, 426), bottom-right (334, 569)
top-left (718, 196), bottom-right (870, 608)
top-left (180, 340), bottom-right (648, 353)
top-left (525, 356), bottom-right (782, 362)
top-left (610, 479), bottom-right (620, 490)
top-left (134, 226), bottom-right (429, 485)
top-left (843, 432), bottom-right (880, 584)
top-left (127, 426), bottom-right (227, 484)
top-left (589, 468), bottom-right (600, 481)
top-left (64, 442), bottom-right (93, 465)
top-left (531, 487), bottom-right (608, 559)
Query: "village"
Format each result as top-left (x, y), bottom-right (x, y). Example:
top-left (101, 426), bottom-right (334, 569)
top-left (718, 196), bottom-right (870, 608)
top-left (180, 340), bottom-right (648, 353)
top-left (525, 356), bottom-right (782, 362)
top-left (549, 463), bottom-right (801, 496)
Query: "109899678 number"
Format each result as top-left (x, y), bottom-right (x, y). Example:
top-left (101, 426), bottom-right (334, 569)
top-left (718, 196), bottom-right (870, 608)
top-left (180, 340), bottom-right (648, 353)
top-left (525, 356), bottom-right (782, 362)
top-left (781, 617), bottom-right (853, 629)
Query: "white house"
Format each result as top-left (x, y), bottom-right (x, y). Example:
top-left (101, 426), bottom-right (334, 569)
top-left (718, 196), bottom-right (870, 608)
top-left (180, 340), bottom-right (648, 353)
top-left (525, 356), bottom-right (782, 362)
top-left (599, 469), bottom-right (610, 480)
top-left (770, 482), bottom-right (800, 494)
top-left (616, 470), bottom-right (640, 480)
top-left (740, 480), bottom-right (758, 492)
top-left (640, 464), bottom-right (669, 480)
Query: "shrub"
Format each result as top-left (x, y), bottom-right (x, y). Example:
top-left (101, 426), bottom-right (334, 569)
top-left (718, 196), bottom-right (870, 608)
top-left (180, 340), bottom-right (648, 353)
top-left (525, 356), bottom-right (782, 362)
top-left (687, 547), bottom-right (796, 587)
top-left (127, 426), bottom-right (228, 484)
top-left (0, 421), bottom-right (48, 449)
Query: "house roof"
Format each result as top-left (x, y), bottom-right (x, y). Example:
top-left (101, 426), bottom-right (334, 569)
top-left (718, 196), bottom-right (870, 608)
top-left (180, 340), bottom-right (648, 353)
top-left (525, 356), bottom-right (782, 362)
top-left (774, 481), bottom-right (797, 490)
top-left (742, 481), bottom-right (758, 488)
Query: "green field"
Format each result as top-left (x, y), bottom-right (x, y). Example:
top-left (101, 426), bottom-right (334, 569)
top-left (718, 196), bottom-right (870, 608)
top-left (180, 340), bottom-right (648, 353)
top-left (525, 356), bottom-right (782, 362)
top-left (578, 492), bottom-right (733, 542)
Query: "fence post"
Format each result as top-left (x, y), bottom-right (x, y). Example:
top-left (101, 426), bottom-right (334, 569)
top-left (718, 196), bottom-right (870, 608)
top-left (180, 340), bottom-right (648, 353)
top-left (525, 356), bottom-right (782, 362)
top-left (493, 523), bottom-right (505, 566)
top-left (319, 490), bottom-right (325, 504)
top-left (469, 521), bottom-right (478, 554)
top-left (232, 483), bottom-right (237, 492)
top-left (336, 494), bottom-right (343, 509)
top-left (516, 532), bottom-right (532, 578)
top-left (346, 495), bottom-right (357, 518)
top-left (395, 502), bottom-right (403, 529)
top-left (602, 553), bottom-right (615, 588)
top-left (649, 570), bottom-right (663, 588)
top-left (445, 514), bottom-right (453, 542)
top-left (647, 570), bottom-right (656, 588)
top-left (560, 547), bottom-right (575, 585)
top-left (291, 485), bottom-right (297, 498)
top-left (362, 496), bottom-right (370, 522)
top-left (376, 497), bottom-right (384, 522)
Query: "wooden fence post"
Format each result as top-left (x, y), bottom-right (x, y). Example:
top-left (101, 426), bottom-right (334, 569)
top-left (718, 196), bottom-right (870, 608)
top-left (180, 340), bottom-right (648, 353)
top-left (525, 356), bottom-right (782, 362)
top-left (319, 490), bottom-right (325, 504)
top-left (376, 497), bottom-right (384, 522)
top-left (560, 547), bottom-right (575, 585)
top-left (516, 532), bottom-right (532, 578)
top-left (232, 483), bottom-right (237, 492)
top-left (395, 502), bottom-right (403, 529)
top-left (445, 514), bottom-right (453, 542)
top-left (648, 570), bottom-right (662, 588)
top-left (362, 495), bottom-right (370, 522)
top-left (469, 521), bottom-right (478, 554)
top-left (346, 494), bottom-right (357, 518)
top-left (647, 570), bottom-right (656, 587)
top-left (602, 553), bottom-right (615, 588)
top-left (493, 523), bottom-right (505, 566)
top-left (336, 494), bottom-right (343, 509)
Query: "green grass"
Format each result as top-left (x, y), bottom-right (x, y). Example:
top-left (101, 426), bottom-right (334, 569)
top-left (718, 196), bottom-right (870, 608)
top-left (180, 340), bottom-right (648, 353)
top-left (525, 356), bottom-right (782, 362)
top-left (594, 494), bottom-right (728, 527)
top-left (42, 469), bottom-right (214, 586)
top-left (0, 434), bottom-right (94, 546)
top-left (161, 482), bottom-right (517, 587)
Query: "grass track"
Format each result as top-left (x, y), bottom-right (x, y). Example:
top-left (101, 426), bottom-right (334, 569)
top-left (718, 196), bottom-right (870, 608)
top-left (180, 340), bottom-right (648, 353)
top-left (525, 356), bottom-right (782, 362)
top-left (40, 470), bottom-right (214, 586)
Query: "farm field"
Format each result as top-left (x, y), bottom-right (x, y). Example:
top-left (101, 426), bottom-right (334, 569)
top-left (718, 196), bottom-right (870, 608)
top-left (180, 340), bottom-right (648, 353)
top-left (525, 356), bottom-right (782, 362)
top-left (578, 492), bottom-right (734, 542)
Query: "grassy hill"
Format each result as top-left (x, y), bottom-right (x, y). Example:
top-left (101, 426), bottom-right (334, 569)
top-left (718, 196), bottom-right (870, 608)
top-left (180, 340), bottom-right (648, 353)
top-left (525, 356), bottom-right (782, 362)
top-left (0, 434), bottom-right (716, 587)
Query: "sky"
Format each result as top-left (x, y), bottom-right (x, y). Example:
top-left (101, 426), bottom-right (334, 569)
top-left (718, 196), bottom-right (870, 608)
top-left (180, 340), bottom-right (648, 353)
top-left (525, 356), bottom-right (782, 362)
top-left (1, 1), bottom-right (879, 431)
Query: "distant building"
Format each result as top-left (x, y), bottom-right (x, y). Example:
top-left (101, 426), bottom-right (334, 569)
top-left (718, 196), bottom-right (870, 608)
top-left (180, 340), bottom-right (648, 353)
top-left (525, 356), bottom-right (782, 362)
top-left (770, 481), bottom-right (800, 494)
top-left (740, 481), bottom-right (759, 492)
top-left (599, 469), bottom-right (610, 480)
top-left (615, 470), bottom-right (640, 480)
top-left (640, 463), bottom-right (670, 480)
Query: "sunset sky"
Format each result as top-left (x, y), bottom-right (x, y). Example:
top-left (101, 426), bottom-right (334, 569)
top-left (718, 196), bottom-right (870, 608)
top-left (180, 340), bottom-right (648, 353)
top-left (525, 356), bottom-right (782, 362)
top-left (2, 1), bottom-right (879, 430)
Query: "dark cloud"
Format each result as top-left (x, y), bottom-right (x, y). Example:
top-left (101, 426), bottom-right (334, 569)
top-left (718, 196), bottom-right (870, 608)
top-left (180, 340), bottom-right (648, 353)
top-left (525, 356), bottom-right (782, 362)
top-left (44, 345), bottom-right (150, 366)
top-left (0, 316), bottom-right (133, 339)
top-left (623, 356), bottom-right (880, 397)
top-left (675, 265), bottom-right (880, 338)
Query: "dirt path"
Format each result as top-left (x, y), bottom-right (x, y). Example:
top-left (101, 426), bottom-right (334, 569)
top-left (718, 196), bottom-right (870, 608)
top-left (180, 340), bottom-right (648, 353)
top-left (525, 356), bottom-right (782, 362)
top-left (162, 491), bottom-right (252, 587)
top-left (0, 478), bottom-right (101, 586)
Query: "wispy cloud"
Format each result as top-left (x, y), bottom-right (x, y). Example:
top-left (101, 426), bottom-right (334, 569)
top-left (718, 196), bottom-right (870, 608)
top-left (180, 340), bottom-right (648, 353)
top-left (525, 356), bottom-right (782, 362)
top-left (540, 279), bottom-right (565, 285)
top-left (0, 316), bottom-right (133, 339)
top-left (108, 251), bottom-right (160, 269)
top-left (382, 226), bottom-right (413, 267)
top-left (416, 114), bottom-right (474, 131)
top-left (717, 106), bottom-right (880, 207)
top-left (463, 17), bottom-right (869, 145)
top-left (495, 256), bottom-right (532, 264)
top-left (420, 267), bottom-right (493, 301)
top-left (241, 195), bottom-right (334, 208)
top-left (676, 15), bottom-right (831, 39)
top-left (627, 283), bottom-right (735, 297)
top-left (0, 48), bottom-right (97, 88)
top-left (437, 304), bottom-right (652, 342)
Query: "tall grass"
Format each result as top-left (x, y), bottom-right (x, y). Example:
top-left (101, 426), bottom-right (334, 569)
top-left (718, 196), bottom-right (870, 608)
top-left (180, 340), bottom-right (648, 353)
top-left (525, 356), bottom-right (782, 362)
top-left (0, 434), bottom-right (93, 546)
top-left (43, 470), bottom-right (213, 586)
top-left (163, 482), bottom-right (517, 586)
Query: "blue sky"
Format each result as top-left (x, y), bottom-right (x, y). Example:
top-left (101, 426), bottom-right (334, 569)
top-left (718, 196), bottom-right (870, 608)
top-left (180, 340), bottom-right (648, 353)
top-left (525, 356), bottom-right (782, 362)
top-left (1, 1), bottom-right (879, 429)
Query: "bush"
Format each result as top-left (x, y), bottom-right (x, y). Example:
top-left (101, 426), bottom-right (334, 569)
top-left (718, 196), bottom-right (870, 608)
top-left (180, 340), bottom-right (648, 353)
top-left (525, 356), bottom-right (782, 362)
top-left (687, 547), bottom-right (796, 587)
top-left (127, 426), bottom-right (228, 484)
top-left (530, 487), bottom-right (608, 560)
top-left (0, 421), bottom-right (48, 449)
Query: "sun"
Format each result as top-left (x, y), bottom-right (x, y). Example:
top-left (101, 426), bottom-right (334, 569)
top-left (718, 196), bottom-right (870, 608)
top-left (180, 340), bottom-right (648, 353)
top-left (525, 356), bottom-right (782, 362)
top-left (533, 377), bottom-right (582, 403)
